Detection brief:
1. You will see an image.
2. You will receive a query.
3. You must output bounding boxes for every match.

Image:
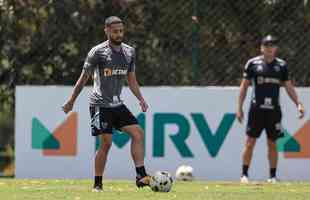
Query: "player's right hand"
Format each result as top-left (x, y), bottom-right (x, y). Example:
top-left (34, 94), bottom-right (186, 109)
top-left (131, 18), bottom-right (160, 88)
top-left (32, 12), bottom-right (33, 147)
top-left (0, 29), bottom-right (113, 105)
top-left (236, 109), bottom-right (244, 123)
top-left (62, 100), bottom-right (74, 114)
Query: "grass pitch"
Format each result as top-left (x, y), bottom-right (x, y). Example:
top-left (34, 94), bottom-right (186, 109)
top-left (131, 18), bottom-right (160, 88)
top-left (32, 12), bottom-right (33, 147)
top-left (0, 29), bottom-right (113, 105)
top-left (0, 179), bottom-right (309, 200)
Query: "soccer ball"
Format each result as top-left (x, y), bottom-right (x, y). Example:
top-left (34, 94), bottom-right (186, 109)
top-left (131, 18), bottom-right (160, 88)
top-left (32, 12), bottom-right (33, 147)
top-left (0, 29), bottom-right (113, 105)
top-left (175, 165), bottom-right (194, 181)
top-left (149, 171), bottom-right (173, 192)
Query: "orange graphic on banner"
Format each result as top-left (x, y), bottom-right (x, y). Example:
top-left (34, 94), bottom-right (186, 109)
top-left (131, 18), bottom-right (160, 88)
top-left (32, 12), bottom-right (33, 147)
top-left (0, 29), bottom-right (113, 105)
top-left (284, 120), bottom-right (310, 158)
top-left (43, 112), bottom-right (77, 156)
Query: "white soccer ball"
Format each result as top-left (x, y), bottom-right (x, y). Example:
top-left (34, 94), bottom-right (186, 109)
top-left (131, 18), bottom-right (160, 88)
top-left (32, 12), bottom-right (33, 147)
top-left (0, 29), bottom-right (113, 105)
top-left (175, 165), bottom-right (194, 181)
top-left (149, 171), bottom-right (173, 192)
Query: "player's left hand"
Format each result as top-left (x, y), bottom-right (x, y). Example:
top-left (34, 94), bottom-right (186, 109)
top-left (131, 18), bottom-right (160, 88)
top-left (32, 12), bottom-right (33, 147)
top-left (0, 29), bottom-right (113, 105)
top-left (139, 99), bottom-right (148, 112)
top-left (236, 109), bottom-right (244, 123)
top-left (297, 103), bottom-right (305, 119)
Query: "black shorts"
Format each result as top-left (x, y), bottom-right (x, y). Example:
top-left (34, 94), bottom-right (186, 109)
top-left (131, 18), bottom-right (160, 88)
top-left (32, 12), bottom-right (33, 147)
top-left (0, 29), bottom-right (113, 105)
top-left (89, 104), bottom-right (138, 136)
top-left (246, 106), bottom-right (284, 141)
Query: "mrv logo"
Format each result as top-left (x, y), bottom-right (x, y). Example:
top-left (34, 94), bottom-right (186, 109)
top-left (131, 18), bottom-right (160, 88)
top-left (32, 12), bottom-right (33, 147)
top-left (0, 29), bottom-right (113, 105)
top-left (96, 113), bottom-right (236, 158)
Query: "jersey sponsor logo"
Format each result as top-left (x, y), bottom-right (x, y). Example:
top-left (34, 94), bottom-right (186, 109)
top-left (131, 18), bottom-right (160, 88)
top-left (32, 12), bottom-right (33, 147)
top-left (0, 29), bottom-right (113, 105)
top-left (259, 104), bottom-right (274, 109)
top-left (104, 68), bottom-right (112, 76)
top-left (257, 76), bottom-right (280, 84)
top-left (103, 68), bottom-right (128, 77)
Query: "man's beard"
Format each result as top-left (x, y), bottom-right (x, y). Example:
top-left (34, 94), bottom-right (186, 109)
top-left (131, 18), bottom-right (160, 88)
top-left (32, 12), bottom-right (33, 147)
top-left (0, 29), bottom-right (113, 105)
top-left (110, 37), bottom-right (123, 46)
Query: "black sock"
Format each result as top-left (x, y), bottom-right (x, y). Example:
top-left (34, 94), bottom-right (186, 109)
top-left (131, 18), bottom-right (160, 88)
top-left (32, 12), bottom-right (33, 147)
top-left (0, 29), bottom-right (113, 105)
top-left (242, 165), bottom-right (249, 177)
top-left (94, 176), bottom-right (102, 187)
top-left (136, 166), bottom-right (147, 178)
top-left (270, 168), bottom-right (276, 178)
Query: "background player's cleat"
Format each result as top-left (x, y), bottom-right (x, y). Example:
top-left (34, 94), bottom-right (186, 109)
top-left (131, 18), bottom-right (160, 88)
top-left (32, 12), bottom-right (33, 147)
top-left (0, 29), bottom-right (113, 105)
top-left (267, 177), bottom-right (278, 184)
top-left (136, 175), bottom-right (151, 188)
top-left (92, 184), bottom-right (103, 192)
top-left (240, 175), bottom-right (249, 184)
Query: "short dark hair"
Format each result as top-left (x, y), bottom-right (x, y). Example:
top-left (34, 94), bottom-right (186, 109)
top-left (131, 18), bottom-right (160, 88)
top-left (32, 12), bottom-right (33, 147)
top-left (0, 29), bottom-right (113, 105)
top-left (261, 35), bottom-right (278, 46)
top-left (105, 16), bottom-right (123, 27)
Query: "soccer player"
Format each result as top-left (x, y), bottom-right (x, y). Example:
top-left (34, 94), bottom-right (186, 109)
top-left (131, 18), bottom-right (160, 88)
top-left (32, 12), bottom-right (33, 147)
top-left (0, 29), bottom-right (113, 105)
top-left (237, 35), bottom-right (305, 183)
top-left (62, 16), bottom-right (150, 191)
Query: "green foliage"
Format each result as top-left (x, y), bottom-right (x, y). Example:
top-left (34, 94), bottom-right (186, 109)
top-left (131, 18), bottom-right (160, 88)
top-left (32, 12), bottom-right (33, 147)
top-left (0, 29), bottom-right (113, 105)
top-left (1, 0), bottom-right (309, 99)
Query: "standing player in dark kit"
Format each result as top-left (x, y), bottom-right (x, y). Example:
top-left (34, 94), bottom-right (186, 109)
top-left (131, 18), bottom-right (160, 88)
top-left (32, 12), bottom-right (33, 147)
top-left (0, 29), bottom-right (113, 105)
top-left (237, 35), bottom-right (305, 183)
top-left (62, 16), bottom-right (150, 191)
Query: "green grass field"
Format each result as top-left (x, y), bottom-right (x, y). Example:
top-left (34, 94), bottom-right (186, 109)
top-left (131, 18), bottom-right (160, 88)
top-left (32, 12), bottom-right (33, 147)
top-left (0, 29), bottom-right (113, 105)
top-left (0, 179), bottom-right (309, 200)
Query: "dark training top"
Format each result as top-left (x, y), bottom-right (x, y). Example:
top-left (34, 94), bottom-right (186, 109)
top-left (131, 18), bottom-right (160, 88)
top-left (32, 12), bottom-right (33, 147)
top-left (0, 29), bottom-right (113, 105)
top-left (243, 56), bottom-right (289, 110)
top-left (83, 40), bottom-right (136, 107)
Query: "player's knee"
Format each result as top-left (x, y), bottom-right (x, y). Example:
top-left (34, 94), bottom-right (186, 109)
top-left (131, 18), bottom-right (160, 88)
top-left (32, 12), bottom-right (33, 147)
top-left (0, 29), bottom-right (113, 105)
top-left (246, 138), bottom-right (256, 148)
top-left (131, 128), bottom-right (144, 141)
top-left (245, 142), bottom-right (255, 151)
top-left (267, 138), bottom-right (277, 146)
top-left (268, 143), bottom-right (277, 154)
